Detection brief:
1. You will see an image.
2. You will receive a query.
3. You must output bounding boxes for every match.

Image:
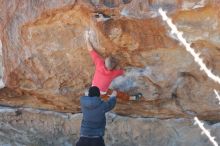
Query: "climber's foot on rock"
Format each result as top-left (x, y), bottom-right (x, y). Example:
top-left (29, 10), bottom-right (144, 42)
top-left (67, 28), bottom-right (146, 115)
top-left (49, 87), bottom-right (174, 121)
top-left (129, 93), bottom-right (142, 101)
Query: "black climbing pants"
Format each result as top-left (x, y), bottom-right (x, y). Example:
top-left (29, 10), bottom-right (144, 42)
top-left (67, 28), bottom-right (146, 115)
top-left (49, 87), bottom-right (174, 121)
top-left (76, 136), bottom-right (105, 146)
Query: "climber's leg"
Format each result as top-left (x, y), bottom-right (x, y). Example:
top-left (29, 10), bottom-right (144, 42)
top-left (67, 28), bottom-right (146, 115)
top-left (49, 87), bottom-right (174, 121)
top-left (101, 89), bottom-right (142, 101)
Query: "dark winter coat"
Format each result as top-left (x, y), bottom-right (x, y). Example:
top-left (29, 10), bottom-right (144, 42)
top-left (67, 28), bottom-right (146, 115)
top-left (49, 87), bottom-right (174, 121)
top-left (80, 95), bottom-right (116, 137)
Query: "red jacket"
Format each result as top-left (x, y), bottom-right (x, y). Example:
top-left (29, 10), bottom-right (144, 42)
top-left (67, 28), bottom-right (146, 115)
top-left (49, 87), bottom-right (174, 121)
top-left (90, 50), bottom-right (124, 92)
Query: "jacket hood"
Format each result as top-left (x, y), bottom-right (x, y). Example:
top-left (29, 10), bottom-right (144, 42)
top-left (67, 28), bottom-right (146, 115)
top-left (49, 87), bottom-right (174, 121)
top-left (80, 96), bottom-right (102, 109)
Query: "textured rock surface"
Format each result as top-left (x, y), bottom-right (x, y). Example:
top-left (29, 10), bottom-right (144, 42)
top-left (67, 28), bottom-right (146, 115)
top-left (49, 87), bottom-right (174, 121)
top-left (0, 39), bottom-right (4, 88)
top-left (0, 1), bottom-right (220, 145)
top-left (0, 107), bottom-right (219, 146)
top-left (1, 0), bottom-right (220, 120)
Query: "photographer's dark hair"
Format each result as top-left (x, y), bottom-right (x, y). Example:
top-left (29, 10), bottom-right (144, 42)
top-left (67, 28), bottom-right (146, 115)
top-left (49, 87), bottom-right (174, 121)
top-left (88, 86), bottom-right (100, 97)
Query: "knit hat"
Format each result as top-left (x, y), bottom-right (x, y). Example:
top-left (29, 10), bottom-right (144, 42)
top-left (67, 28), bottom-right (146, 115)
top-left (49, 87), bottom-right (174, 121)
top-left (88, 86), bottom-right (100, 97)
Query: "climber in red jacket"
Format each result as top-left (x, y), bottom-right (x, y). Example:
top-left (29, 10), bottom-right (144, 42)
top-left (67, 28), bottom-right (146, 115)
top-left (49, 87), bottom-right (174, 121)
top-left (85, 30), bottom-right (142, 101)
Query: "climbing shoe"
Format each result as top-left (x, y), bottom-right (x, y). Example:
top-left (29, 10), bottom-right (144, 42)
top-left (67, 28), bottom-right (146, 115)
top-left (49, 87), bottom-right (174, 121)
top-left (129, 93), bottom-right (143, 101)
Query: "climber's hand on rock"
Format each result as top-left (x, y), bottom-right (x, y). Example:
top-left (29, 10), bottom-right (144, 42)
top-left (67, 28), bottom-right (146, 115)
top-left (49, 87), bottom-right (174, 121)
top-left (85, 30), bottom-right (93, 51)
top-left (124, 67), bottom-right (132, 73)
top-left (85, 30), bottom-right (89, 42)
top-left (85, 30), bottom-right (93, 41)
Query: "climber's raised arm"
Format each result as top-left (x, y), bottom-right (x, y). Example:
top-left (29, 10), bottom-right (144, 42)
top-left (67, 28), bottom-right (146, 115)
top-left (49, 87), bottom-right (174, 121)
top-left (85, 30), bottom-right (104, 65)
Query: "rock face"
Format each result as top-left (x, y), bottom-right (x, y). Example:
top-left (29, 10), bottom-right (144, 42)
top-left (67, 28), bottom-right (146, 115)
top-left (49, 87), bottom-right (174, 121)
top-left (0, 0), bottom-right (220, 145)
top-left (0, 107), bottom-right (219, 146)
top-left (1, 0), bottom-right (220, 119)
top-left (0, 39), bottom-right (4, 88)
